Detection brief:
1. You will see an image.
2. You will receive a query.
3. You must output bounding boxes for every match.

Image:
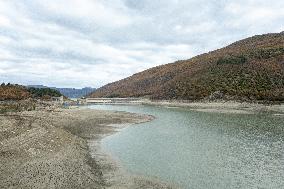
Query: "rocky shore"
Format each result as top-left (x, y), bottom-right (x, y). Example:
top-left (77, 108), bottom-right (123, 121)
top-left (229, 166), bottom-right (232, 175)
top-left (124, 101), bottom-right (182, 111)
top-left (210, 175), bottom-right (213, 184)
top-left (143, 100), bottom-right (284, 114)
top-left (0, 106), bottom-right (175, 189)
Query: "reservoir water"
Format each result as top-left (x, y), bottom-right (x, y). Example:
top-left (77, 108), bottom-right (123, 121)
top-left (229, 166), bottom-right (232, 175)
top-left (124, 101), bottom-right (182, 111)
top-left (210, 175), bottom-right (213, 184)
top-left (89, 104), bottom-right (284, 189)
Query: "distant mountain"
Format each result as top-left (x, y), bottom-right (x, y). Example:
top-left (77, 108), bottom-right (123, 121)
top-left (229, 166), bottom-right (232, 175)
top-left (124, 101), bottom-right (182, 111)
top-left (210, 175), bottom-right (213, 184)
top-left (27, 85), bottom-right (96, 98)
top-left (89, 32), bottom-right (284, 102)
top-left (55, 87), bottom-right (96, 98)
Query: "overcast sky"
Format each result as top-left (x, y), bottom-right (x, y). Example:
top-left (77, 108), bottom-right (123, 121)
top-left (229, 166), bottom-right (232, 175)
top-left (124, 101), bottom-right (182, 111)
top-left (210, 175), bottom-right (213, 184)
top-left (0, 0), bottom-right (283, 88)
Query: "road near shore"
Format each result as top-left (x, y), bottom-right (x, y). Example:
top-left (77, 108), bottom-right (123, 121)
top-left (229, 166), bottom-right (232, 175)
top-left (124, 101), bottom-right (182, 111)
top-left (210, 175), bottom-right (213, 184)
top-left (0, 107), bottom-right (175, 189)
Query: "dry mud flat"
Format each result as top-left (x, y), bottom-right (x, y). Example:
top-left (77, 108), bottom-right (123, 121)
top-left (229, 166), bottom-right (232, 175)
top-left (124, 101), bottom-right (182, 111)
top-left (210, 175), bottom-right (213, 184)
top-left (0, 108), bottom-right (175, 189)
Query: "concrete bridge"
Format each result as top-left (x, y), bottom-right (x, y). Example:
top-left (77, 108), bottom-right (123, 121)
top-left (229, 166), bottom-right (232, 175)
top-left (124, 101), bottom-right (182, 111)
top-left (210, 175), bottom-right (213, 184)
top-left (85, 98), bottom-right (144, 104)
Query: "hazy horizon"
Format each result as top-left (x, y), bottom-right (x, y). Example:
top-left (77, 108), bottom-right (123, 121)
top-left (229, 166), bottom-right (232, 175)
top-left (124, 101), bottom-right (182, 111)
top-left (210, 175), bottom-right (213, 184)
top-left (0, 0), bottom-right (284, 88)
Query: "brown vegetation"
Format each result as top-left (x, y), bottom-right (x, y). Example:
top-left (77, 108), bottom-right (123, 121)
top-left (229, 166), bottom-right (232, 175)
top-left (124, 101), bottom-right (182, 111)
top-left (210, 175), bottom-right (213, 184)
top-left (0, 83), bottom-right (30, 101)
top-left (0, 83), bottom-right (63, 101)
top-left (90, 32), bottom-right (284, 102)
top-left (0, 84), bottom-right (65, 113)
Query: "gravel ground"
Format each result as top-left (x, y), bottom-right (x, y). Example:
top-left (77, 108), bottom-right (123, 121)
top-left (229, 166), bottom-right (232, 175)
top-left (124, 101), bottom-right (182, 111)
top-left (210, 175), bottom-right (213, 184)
top-left (143, 100), bottom-right (284, 114)
top-left (0, 107), bottom-right (176, 189)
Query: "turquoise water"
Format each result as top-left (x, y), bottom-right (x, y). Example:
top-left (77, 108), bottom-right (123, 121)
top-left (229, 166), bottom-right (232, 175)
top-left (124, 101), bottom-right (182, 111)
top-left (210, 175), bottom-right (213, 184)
top-left (89, 105), bottom-right (284, 189)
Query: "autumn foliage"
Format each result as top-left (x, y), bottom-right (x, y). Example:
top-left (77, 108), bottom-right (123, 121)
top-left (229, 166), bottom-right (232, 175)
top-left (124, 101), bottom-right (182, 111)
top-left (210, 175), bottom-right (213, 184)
top-left (0, 83), bottom-right (30, 101)
top-left (0, 83), bottom-right (63, 101)
top-left (90, 32), bottom-right (284, 102)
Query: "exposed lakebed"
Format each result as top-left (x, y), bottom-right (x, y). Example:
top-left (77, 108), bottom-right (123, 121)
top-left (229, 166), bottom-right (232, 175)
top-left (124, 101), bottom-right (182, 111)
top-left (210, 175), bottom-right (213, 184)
top-left (89, 104), bottom-right (284, 189)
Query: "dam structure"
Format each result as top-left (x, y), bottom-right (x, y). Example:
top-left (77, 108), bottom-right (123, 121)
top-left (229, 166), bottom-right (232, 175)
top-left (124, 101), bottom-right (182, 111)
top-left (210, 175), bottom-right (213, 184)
top-left (85, 98), bottom-right (146, 104)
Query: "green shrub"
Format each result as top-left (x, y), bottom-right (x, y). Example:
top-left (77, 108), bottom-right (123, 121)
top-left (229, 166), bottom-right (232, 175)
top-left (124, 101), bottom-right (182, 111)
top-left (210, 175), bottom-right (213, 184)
top-left (250, 47), bottom-right (284, 59)
top-left (106, 93), bottom-right (120, 98)
top-left (28, 87), bottom-right (62, 98)
top-left (217, 55), bottom-right (247, 65)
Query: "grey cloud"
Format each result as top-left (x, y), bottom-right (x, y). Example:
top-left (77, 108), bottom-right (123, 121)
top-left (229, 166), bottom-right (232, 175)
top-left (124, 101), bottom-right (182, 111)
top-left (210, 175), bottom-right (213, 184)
top-left (0, 0), bottom-right (283, 88)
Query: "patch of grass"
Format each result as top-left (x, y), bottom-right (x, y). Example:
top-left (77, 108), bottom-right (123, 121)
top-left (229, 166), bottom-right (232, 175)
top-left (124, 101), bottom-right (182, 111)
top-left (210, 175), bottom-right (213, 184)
top-left (0, 101), bottom-right (36, 114)
top-left (0, 104), bottom-right (20, 114)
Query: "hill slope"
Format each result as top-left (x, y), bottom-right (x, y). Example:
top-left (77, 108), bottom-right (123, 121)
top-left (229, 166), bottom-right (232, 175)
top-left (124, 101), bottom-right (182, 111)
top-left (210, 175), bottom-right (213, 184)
top-left (89, 32), bottom-right (284, 101)
top-left (0, 83), bottom-right (30, 100)
top-left (0, 83), bottom-right (64, 101)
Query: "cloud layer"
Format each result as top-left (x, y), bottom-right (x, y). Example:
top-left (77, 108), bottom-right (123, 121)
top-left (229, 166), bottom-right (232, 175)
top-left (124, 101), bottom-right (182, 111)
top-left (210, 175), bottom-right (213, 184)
top-left (0, 0), bottom-right (283, 88)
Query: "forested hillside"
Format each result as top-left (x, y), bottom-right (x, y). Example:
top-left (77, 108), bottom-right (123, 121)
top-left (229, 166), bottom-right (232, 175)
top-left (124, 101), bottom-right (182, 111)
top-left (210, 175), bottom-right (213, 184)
top-left (90, 32), bottom-right (284, 101)
top-left (0, 83), bottom-right (30, 100)
top-left (28, 87), bottom-right (62, 99)
top-left (0, 83), bottom-right (63, 101)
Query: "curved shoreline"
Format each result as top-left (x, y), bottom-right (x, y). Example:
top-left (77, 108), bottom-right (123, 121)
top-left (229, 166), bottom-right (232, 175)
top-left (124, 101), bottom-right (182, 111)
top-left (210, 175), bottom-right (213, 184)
top-left (0, 107), bottom-right (176, 188)
top-left (85, 112), bottom-right (179, 189)
top-left (88, 126), bottom-right (178, 189)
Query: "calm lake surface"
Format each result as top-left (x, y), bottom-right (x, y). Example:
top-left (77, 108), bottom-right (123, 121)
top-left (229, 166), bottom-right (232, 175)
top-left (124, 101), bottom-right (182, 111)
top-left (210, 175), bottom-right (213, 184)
top-left (89, 104), bottom-right (284, 189)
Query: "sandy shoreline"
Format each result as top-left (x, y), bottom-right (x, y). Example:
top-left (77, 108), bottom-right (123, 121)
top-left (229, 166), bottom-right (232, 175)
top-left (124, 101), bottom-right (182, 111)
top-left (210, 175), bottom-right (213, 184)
top-left (0, 107), bottom-right (175, 189)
